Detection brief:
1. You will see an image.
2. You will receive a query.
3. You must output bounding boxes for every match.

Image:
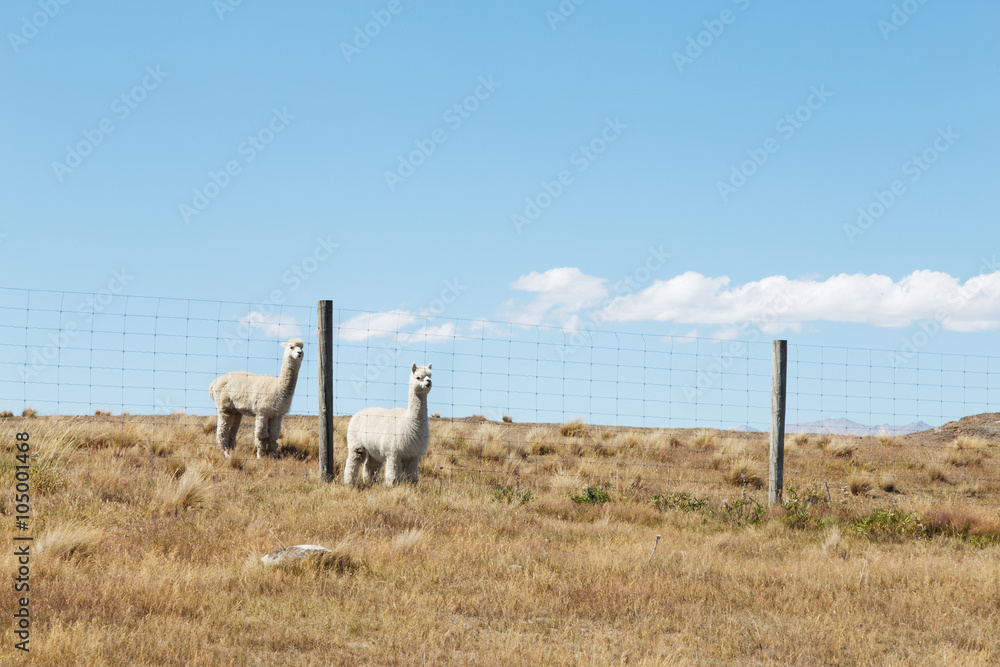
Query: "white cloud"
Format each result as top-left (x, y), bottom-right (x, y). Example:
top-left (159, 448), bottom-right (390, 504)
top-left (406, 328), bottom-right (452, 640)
top-left (336, 311), bottom-right (463, 344)
top-left (395, 322), bottom-right (458, 344)
top-left (239, 311), bottom-right (303, 338)
top-left (336, 310), bottom-right (421, 342)
top-left (500, 267), bottom-right (609, 327)
top-left (605, 270), bottom-right (1000, 332)
top-left (503, 267), bottom-right (1000, 333)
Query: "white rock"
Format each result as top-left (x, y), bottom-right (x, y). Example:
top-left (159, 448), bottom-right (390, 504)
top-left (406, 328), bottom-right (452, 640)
top-left (260, 544), bottom-right (330, 565)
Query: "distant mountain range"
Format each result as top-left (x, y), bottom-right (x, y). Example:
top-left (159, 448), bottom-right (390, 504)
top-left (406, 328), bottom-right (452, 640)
top-left (732, 418), bottom-right (934, 436)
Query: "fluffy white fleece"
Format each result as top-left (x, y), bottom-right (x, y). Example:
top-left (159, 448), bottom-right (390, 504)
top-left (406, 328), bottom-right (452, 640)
top-left (209, 338), bottom-right (303, 458)
top-left (345, 363), bottom-right (431, 486)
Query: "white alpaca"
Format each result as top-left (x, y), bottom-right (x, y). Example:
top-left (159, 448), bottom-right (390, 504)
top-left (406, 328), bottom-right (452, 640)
top-left (345, 363), bottom-right (432, 486)
top-left (208, 338), bottom-right (304, 459)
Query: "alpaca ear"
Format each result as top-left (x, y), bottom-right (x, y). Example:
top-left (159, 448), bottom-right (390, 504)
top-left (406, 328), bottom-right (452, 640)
top-left (411, 362), bottom-right (417, 373)
top-left (427, 363), bottom-right (432, 370)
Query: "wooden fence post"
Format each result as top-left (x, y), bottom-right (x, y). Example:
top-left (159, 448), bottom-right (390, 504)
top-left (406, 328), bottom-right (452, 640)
top-left (318, 300), bottom-right (334, 482)
top-left (769, 339), bottom-right (787, 506)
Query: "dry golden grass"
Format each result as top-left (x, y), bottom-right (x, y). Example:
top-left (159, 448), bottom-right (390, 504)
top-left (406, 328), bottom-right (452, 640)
top-left (36, 523), bottom-right (104, 560)
top-left (156, 465), bottom-right (215, 514)
top-left (2, 413), bottom-right (999, 664)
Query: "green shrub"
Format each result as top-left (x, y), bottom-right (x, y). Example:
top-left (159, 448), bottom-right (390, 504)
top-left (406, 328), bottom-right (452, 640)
top-left (493, 485), bottom-right (534, 505)
top-left (571, 483), bottom-right (612, 504)
top-left (651, 492), bottom-right (708, 513)
top-left (718, 497), bottom-right (766, 527)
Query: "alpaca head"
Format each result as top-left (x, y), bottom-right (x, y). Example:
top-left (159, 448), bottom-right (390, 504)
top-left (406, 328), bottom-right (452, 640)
top-left (282, 338), bottom-right (304, 365)
top-left (410, 363), bottom-right (432, 396)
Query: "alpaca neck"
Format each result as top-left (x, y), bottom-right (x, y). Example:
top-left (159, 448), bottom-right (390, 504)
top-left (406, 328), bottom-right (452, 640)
top-left (278, 358), bottom-right (301, 404)
top-left (407, 389), bottom-right (428, 422)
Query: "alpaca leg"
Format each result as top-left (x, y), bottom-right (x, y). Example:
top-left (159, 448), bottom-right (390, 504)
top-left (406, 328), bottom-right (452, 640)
top-left (268, 416), bottom-right (282, 456)
top-left (344, 446), bottom-right (367, 486)
top-left (217, 410), bottom-right (240, 457)
top-left (254, 414), bottom-right (269, 459)
top-left (384, 453), bottom-right (401, 487)
top-left (402, 459), bottom-right (419, 484)
top-left (361, 453), bottom-right (381, 485)
top-left (227, 412), bottom-right (242, 451)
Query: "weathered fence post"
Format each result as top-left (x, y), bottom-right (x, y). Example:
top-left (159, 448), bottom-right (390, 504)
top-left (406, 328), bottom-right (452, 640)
top-left (768, 339), bottom-right (787, 506)
top-left (318, 300), bottom-right (334, 482)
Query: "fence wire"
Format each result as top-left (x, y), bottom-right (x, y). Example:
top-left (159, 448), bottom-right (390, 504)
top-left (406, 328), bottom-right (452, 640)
top-left (1, 288), bottom-right (998, 500)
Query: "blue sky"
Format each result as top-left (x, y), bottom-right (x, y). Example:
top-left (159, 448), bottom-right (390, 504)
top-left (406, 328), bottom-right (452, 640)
top-left (2, 1), bottom-right (998, 426)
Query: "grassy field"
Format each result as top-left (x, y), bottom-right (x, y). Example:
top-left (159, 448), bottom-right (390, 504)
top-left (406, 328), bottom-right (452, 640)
top-left (2, 412), bottom-right (999, 665)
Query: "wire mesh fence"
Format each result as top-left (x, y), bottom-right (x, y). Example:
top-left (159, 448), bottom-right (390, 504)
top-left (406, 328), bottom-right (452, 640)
top-left (1, 287), bottom-right (998, 500)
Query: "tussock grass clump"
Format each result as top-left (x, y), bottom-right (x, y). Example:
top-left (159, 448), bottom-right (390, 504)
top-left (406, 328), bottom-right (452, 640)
top-left (37, 523), bottom-right (103, 560)
top-left (157, 466), bottom-right (215, 514)
top-left (476, 422), bottom-right (509, 462)
top-left (724, 457), bottom-right (764, 489)
top-left (278, 428), bottom-right (316, 459)
top-left (925, 462), bottom-right (950, 484)
top-left (22, 407), bottom-right (38, 418)
top-left (875, 427), bottom-right (896, 446)
top-left (201, 417), bottom-right (217, 435)
top-left (821, 527), bottom-right (847, 558)
top-left (549, 468), bottom-right (582, 496)
top-left (793, 432), bottom-right (810, 447)
top-left (560, 419), bottom-right (588, 438)
top-left (879, 474), bottom-right (898, 493)
top-left (502, 413), bottom-right (513, 423)
top-left (825, 438), bottom-right (856, 458)
top-left (617, 429), bottom-right (644, 448)
top-left (525, 426), bottom-right (557, 456)
top-left (94, 409), bottom-right (112, 416)
top-left (848, 474), bottom-right (873, 496)
top-left (945, 435), bottom-right (988, 467)
top-left (692, 429), bottom-right (717, 449)
top-left (0, 409), bottom-right (14, 418)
